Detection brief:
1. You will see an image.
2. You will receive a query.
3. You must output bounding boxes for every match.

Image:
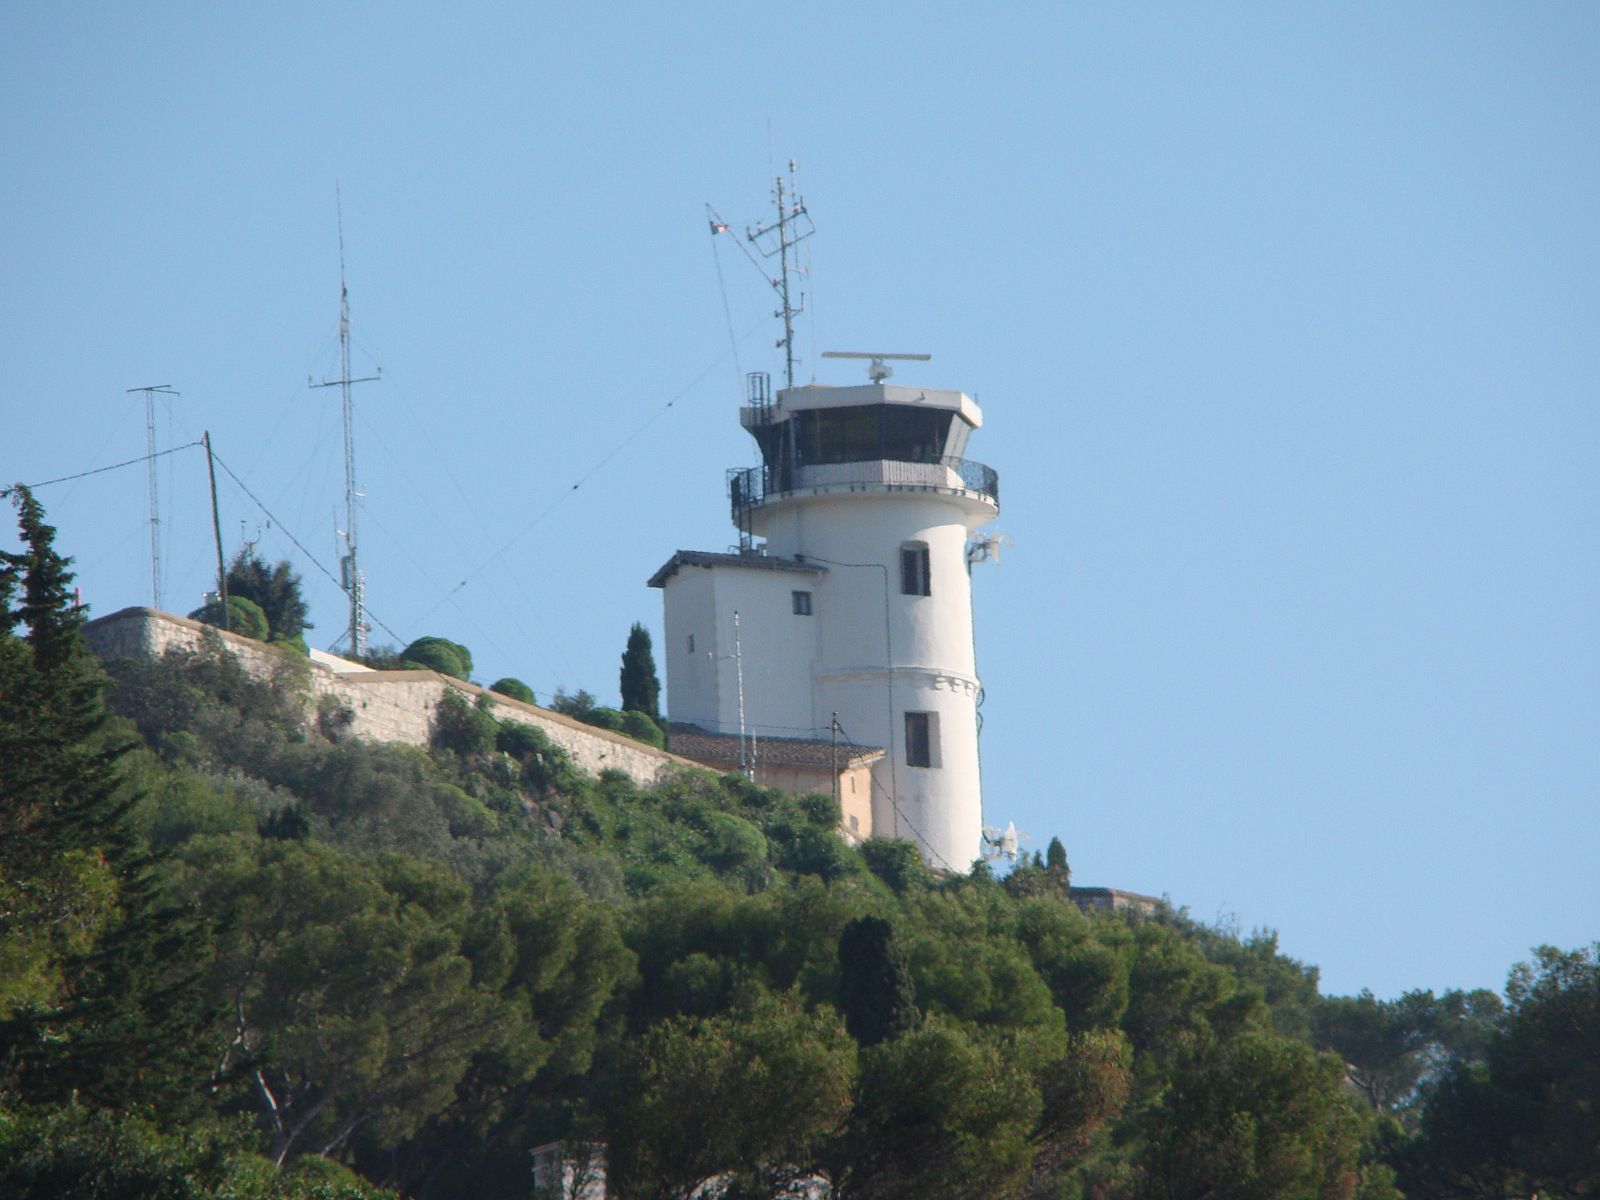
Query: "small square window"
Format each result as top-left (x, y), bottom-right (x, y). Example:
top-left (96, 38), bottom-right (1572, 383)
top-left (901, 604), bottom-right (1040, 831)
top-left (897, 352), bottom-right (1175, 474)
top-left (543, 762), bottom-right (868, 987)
top-left (792, 590), bottom-right (812, 615)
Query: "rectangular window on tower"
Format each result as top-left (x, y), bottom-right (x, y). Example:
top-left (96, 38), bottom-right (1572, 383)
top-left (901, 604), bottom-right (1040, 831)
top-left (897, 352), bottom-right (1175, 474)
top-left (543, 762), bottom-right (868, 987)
top-left (792, 590), bottom-right (812, 615)
top-left (900, 544), bottom-right (931, 596)
top-left (905, 711), bottom-right (940, 768)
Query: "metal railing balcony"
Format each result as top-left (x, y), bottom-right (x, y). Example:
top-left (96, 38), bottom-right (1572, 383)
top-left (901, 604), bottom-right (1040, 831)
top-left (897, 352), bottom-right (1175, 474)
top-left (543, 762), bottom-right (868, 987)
top-left (729, 456), bottom-right (999, 526)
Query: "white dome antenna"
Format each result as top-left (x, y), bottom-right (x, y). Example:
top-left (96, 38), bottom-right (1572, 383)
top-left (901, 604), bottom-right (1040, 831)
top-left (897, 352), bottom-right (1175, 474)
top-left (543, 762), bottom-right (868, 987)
top-left (822, 351), bottom-right (931, 383)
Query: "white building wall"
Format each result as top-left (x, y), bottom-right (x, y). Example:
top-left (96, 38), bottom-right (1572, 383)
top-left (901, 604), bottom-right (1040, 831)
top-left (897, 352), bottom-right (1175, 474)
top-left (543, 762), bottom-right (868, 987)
top-left (660, 563), bottom-right (820, 739)
top-left (660, 566), bottom-right (719, 729)
top-left (757, 492), bottom-right (989, 871)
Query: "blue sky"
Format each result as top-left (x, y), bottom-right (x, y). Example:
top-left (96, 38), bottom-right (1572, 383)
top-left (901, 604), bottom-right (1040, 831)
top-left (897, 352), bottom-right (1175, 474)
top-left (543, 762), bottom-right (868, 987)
top-left (3, 3), bottom-right (1595, 999)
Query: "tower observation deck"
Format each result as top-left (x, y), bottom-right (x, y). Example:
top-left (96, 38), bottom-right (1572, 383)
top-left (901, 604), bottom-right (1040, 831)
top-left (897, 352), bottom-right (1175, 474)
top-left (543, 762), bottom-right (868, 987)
top-left (651, 375), bottom-right (999, 870)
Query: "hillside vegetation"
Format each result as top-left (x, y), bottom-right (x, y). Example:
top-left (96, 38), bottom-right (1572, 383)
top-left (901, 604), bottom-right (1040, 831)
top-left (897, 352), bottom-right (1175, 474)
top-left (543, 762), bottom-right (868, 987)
top-left (2, 485), bottom-right (1596, 1200)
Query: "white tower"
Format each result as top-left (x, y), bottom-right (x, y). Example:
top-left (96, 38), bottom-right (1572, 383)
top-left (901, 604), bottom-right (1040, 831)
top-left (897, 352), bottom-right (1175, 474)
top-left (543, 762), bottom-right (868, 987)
top-left (651, 361), bottom-right (999, 870)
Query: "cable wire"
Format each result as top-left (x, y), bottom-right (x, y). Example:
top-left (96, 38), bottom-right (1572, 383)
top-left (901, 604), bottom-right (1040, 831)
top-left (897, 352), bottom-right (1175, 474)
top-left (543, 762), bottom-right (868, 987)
top-left (17, 441), bottom-right (204, 491)
top-left (209, 451), bottom-right (405, 647)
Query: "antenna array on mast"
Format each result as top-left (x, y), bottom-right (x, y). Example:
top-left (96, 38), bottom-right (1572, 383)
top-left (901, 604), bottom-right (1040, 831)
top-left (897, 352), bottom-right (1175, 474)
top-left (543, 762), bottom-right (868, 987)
top-left (746, 161), bottom-right (815, 389)
top-left (707, 162), bottom-right (815, 391)
top-left (308, 185), bottom-right (381, 658)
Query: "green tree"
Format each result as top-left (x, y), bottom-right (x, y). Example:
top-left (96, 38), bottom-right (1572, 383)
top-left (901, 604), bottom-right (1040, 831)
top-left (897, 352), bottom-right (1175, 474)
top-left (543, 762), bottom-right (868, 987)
top-left (0, 1099), bottom-right (399, 1199)
top-left (836, 917), bottom-right (921, 1047)
top-left (169, 837), bottom-right (504, 1166)
top-left (604, 995), bottom-right (856, 1200)
top-left (0, 486), bottom-right (218, 1122)
top-left (401, 638), bottom-right (473, 680)
top-left (433, 689), bottom-right (498, 757)
top-left (1023, 1030), bottom-right (1133, 1196)
top-left (619, 623), bottom-right (660, 722)
top-left (858, 837), bottom-right (932, 896)
top-left (1401, 944), bottom-right (1600, 1199)
top-left (827, 1018), bottom-right (1041, 1200)
top-left (1135, 1031), bottom-right (1396, 1200)
top-left (0, 485), bottom-right (125, 1014)
top-left (224, 550), bottom-right (313, 642)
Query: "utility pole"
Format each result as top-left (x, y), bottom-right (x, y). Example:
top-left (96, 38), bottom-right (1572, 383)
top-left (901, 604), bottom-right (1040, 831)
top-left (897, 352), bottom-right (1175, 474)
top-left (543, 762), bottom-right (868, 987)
top-left (203, 431), bottom-right (229, 631)
top-left (127, 384), bottom-right (178, 609)
top-left (309, 184), bottom-right (380, 657)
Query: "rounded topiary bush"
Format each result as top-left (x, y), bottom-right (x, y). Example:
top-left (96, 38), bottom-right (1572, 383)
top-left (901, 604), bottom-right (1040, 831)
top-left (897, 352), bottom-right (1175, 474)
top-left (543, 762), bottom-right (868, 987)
top-left (188, 595), bottom-right (270, 642)
top-left (621, 708), bottom-right (666, 749)
top-left (401, 636), bottom-right (473, 680)
top-left (579, 706), bottom-right (627, 734)
top-left (490, 677), bottom-right (536, 705)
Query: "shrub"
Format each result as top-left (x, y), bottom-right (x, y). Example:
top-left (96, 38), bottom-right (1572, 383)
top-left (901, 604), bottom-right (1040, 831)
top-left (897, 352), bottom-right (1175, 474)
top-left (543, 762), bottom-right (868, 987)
top-left (489, 677), bottom-right (535, 705)
top-left (188, 595), bottom-right (270, 642)
top-left (580, 706), bottom-right (627, 734)
top-left (401, 637), bottom-right (473, 680)
top-left (622, 709), bottom-right (666, 749)
top-left (432, 689), bottom-right (497, 755)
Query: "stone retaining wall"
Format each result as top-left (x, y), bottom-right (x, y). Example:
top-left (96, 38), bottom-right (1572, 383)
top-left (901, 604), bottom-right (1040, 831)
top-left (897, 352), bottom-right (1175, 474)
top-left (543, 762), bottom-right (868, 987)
top-left (82, 607), bottom-right (700, 788)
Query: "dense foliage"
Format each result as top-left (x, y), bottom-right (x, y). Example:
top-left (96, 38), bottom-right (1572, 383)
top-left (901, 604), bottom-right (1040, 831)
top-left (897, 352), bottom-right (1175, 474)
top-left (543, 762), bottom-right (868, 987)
top-left (3, 488), bottom-right (1595, 1200)
top-left (190, 550), bottom-right (313, 654)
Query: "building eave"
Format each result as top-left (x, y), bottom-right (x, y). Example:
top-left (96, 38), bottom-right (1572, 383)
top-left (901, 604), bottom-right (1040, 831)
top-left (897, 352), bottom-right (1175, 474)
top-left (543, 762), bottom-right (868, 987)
top-left (647, 549), bottom-right (828, 589)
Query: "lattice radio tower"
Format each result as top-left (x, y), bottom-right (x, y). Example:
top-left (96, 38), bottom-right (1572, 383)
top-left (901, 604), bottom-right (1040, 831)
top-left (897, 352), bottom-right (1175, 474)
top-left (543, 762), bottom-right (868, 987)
top-left (127, 383), bottom-right (179, 609)
top-left (309, 185), bottom-right (380, 657)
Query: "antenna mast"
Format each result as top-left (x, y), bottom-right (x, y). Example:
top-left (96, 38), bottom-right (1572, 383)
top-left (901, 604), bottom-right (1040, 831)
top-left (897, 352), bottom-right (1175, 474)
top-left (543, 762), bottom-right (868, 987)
top-left (309, 184), bottom-right (380, 657)
top-left (746, 161), bottom-right (814, 389)
top-left (127, 384), bottom-right (178, 609)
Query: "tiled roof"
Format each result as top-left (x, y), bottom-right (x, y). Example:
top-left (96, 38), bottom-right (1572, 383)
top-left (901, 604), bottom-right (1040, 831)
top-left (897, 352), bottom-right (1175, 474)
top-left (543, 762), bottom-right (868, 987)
top-left (668, 723), bottom-right (883, 770)
top-left (648, 550), bottom-right (827, 589)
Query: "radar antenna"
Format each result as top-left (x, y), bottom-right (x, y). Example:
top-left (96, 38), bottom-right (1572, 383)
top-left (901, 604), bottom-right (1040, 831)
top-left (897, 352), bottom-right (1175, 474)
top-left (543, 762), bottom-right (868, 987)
top-left (821, 351), bottom-right (931, 383)
top-left (309, 183), bottom-right (381, 658)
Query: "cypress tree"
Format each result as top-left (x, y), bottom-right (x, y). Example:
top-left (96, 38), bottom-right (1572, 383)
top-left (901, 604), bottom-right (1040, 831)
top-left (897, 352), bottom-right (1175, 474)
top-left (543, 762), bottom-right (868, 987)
top-left (619, 622), bottom-right (660, 722)
top-left (1046, 836), bottom-right (1070, 891)
top-left (1046, 837), bottom-right (1068, 871)
top-left (836, 916), bottom-right (921, 1047)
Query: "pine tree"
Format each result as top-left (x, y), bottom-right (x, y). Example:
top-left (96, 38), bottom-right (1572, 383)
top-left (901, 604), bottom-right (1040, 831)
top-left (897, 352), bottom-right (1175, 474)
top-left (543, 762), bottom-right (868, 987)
top-left (0, 485), bottom-right (217, 1122)
top-left (619, 622), bottom-right (660, 722)
top-left (224, 549), bottom-right (311, 641)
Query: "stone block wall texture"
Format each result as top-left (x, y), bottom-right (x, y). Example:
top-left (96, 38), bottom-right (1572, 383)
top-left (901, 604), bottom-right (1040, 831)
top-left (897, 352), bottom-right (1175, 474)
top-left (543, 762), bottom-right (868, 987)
top-left (83, 608), bottom-right (699, 789)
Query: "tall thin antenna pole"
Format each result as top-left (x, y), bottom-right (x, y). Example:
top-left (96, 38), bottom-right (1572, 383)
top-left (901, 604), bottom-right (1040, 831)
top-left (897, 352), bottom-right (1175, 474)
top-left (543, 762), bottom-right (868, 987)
top-left (203, 431), bottom-right (230, 632)
top-left (734, 610), bottom-right (751, 780)
top-left (338, 187), bottom-right (358, 657)
top-left (831, 712), bottom-right (840, 814)
top-left (310, 184), bottom-right (380, 658)
top-left (127, 384), bottom-right (178, 610)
